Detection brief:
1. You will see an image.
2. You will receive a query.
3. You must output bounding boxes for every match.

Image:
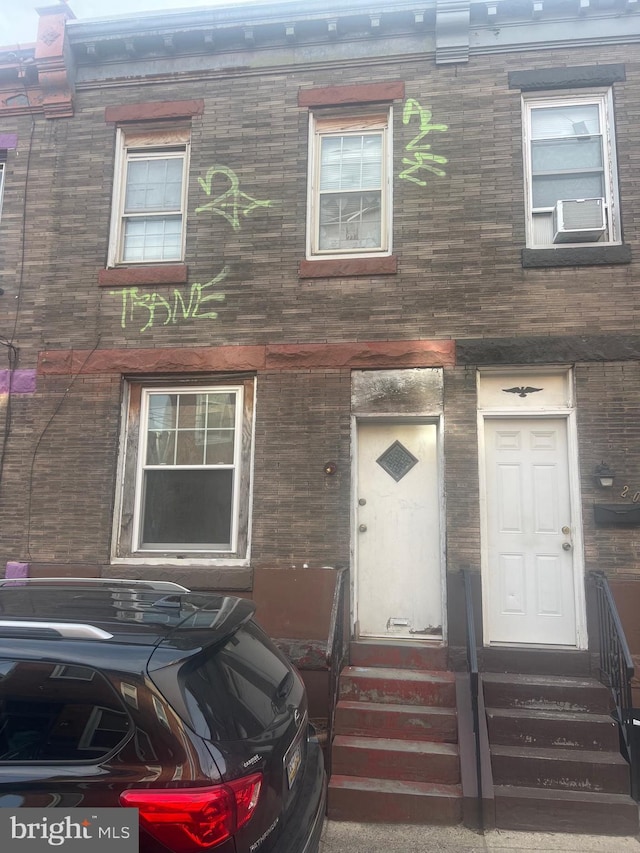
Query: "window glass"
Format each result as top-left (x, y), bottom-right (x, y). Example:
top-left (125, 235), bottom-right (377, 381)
top-left (0, 661), bottom-right (129, 762)
top-left (125, 157), bottom-right (183, 212)
top-left (524, 94), bottom-right (619, 247)
top-left (532, 174), bottom-right (604, 209)
top-left (530, 104), bottom-right (604, 211)
top-left (140, 389), bottom-right (238, 550)
top-left (178, 621), bottom-right (295, 741)
top-left (141, 468), bottom-right (233, 548)
top-left (115, 381), bottom-right (253, 560)
top-left (109, 130), bottom-right (188, 265)
top-left (123, 215), bottom-right (182, 262)
top-left (310, 115), bottom-right (389, 257)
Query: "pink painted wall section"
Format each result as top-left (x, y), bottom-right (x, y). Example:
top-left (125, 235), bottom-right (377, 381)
top-left (5, 562), bottom-right (29, 579)
top-left (0, 369), bottom-right (37, 394)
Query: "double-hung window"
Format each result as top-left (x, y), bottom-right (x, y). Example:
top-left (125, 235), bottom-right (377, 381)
top-left (114, 380), bottom-right (254, 563)
top-left (523, 92), bottom-right (620, 247)
top-left (307, 112), bottom-right (392, 258)
top-left (108, 127), bottom-right (189, 265)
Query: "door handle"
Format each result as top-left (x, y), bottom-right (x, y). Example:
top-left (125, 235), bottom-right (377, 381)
top-left (562, 542), bottom-right (572, 551)
top-left (359, 524), bottom-right (367, 533)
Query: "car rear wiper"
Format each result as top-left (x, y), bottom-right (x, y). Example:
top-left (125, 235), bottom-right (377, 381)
top-left (274, 670), bottom-right (293, 702)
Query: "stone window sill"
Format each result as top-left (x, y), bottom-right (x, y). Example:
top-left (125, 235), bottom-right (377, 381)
top-left (299, 256), bottom-right (397, 278)
top-left (98, 265), bottom-right (188, 287)
top-left (522, 245), bottom-right (631, 269)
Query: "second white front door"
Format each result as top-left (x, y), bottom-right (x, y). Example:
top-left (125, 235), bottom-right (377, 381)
top-left (483, 417), bottom-right (578, 646)
top-left (355, 422), bottom-right (442, 640)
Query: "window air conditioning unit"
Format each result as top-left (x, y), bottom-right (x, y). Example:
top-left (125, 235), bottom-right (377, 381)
top-left (553, 198), bottom-right (606, 243)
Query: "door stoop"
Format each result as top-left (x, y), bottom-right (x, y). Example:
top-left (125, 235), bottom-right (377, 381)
top-left (328, 641), bottom-right (462, 824)
top-left (483, 671), bottom-right (639, 835)
top-left (480, 646), bottom-right (594, 678)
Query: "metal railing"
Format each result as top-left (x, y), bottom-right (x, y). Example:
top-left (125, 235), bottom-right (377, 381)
top-left (462, 568), bottom-right (484, 829)
top-left (592, 571), bottom-right (637, 799)
top-left (325, 567), bottom-right (349, 778)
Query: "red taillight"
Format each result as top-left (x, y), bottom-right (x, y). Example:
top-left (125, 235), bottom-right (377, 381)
top-left (120, 773), bottom-right (262, 852)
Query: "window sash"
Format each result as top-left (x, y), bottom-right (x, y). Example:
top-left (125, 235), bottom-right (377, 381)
top-left (109, 131), bottom-right (189, 266)
top-left (523, 93), bottom-right (619, 246)
top-left (133, 387), bottom-right (243, 553)
top-left (308, 113), bottom-right (391, 258)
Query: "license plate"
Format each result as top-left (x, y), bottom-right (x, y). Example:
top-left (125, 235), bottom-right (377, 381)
top-left (286, 740), bottom-right (302, 789)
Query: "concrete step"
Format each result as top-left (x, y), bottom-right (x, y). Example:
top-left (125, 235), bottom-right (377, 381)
top-left (494, 785), bottom-right (639, 835)
top-left (491, 744), bottom-right (631, 794)
top-left (483, 673), bottom-right (612, 713)
top-left (328, 774), bottom-right (462, 824)
top-left (481, 647), bottom-right (592, 677)
top-left (334, 699), bottom-right (457, 742)
top-left (332, 734), bottom-right (460, 785)
top-left (350, 641), bottom-right (448, 672)
top-left (339, 666), bottom-right (456, 708)
top-left (486, 707), bottom-right (620, 751)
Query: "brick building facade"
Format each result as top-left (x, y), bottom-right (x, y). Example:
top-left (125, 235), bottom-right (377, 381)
top-left (1, 0), bottom-right (640, 829)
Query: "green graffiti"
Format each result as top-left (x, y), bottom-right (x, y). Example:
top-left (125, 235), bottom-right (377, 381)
top-left (195, 165), bottom-right (273, 229)
top-left (399, 99), bottom-right (448, 186)
top-left (113, 267), bottom-right (228, 333)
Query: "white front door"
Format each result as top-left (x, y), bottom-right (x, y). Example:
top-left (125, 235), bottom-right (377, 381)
top-left (355, 422), bottom-right (442, 640)
top-left (483, 417), bottom-right (577, 646)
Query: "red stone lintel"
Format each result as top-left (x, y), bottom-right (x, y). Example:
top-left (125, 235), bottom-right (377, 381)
top-left (105, 100), bottom-right (205, 124)
top-left (266, 340), bottom-right (455, 369)
top-left (38, 346), bottom-right (268, 376)
top-left (298, 81), bottom-right (405, 108)
top-left (38, 340), bottom-right (455, 376)
top-left (299, 256), bottom-right (397, 278)
top-left (98, 265), bottom-right (188, 287)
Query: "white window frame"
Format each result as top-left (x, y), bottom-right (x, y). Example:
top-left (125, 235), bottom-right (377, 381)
top-left (522, 90), bottom-right (621, 248)
top-left (112, 379), bottom-right (255, 567)
top-left (306, 109), bottom-right (393, 260)
top-left (107, 127), bottom-right (190, 266)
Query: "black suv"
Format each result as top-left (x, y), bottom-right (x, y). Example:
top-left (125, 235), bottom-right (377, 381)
top-left (0, 578), bottom-right (326, 852)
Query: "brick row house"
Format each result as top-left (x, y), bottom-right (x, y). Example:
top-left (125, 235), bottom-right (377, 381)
top-left (1, 0), bottom-right (640, 833)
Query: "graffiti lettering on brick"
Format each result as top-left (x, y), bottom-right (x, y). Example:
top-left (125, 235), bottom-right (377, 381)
top-left (113, 267), bottom-right (228, 332)
top-left (399, 99), bottom-right (448, 186)
top-left (195, 165), bottom-right (273, 229)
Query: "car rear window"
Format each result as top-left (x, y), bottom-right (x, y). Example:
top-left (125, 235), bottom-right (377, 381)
top-left (178, 621), bottom-right (296, 741)
top-left (0, 660), bottom-right (130, 762)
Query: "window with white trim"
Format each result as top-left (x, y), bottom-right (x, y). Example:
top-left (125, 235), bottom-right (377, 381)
top-left (307, 111), bottom-right (392, 259)
top-left (108, 126), bottom-right (190, 265)
top-left (523, 92), bottom-right (620, 247)
top-left (113, 380), bottom-right (254, 563)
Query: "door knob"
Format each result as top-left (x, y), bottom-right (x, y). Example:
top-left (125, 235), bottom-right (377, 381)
top-left (562, 542), bottom-right (572, 551)
top-left (359, 524), bottom-right (367, 533)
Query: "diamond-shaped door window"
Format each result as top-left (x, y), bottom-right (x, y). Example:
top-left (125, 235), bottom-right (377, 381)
top-left (376, 440), bottom-right (418, 482)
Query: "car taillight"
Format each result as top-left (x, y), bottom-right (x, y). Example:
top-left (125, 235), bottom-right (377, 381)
top-left (120, 773), bottom-right (262, 852)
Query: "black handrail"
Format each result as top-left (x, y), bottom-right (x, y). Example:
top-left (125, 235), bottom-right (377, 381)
top-left (462, 569), bottom-right (483, 830)
top-left (325, 567), bottom-right (349, 779)
top-left (592, 571), bottom-right (637, 799)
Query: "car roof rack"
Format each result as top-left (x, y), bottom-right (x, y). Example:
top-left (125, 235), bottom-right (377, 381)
top-left (0, 577), bottom-right (190, 592)
top-left (0, 620), bottom-right (114, 639)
